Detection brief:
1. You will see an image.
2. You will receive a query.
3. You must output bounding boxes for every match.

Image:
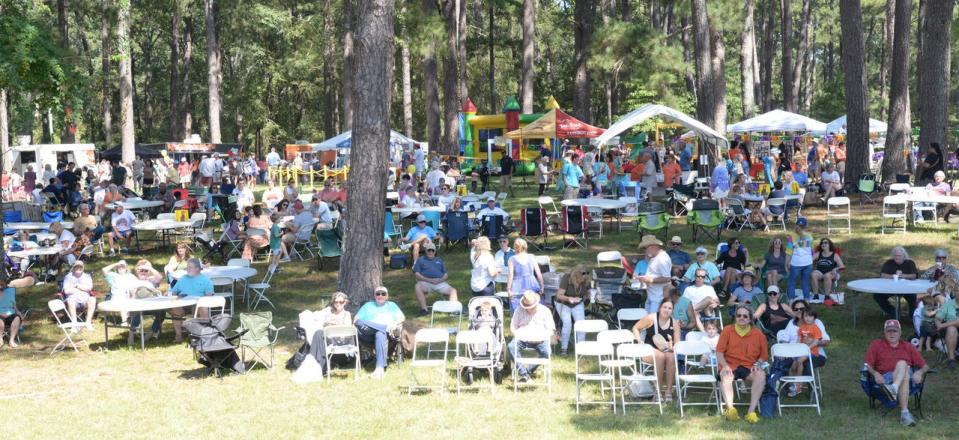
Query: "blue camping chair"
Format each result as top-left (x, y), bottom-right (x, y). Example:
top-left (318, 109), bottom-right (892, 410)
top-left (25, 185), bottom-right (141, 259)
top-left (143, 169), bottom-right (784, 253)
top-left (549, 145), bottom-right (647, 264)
top-left (423, 211), bottom-right (442, 232)
top-left (479, 214), bottom-right (506, 239)
top-left (3, 211), bottom-right (23, 235)
top-left (860, 366), bottom-right (932, 419)
top-left (443, 212), bottom-right (470, 250)
top-left (384, 211), bottom-right (402, 246)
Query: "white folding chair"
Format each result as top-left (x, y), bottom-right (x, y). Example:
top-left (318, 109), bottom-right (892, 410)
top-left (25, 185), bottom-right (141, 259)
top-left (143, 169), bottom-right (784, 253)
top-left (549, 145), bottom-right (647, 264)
top-left (882, 195), bottom-right (908, 234)
top-left (888, 182), bottom-right (911, 195)
top-left (429, 300), bottom-right (463, 357)
top-left (765, 198), bottom-right (787, 231)
top-left (771, 343), bottom-right (821, 415)
top-left (574, 319), bottom-right (609, 342)
top-left (290, 228), bottom-right (316, 261)
top-left (535, 255), bottom-right (555, 273)
top-left (826, 196), bottom-right (851, 234)
top-left (596, 251), bottom-right (624, 268)
top-left (512, 328), bottom-right (553, 394)
top-left (217, 229), bottom-right (244, 259)
top-left (673, 340), bottom-right (721, 417)
top-left (453, 330), bottom-right (497, 394)
top-left (408, 328), bottom-right (450, 395)
top-left (247, 263), bottom-right (277, 310)
top-left (682, 331), bottom-right (709, 369)
top-left (48, 299), bottom-right (86, 353)
top-left (537, 196), bottom-right (561, 222)
top-left (726, 197), bottom-right (753, 231)
top-left (323, 325), bottom-right (361, 382)
top-left (616, 308), bottom-right (648, 331)
top-left (194, 295), bottom-right (226, 318)
top-left (587, 207), bottom-right (604, 238)
top-left (211, 277), bottom-right (235, 315)
top-left (617, 343), bottom-right (662, 414)
top-left (575, 340), bottom-right (617, 413)
top-left (496, 192), bottom-right (508, 203)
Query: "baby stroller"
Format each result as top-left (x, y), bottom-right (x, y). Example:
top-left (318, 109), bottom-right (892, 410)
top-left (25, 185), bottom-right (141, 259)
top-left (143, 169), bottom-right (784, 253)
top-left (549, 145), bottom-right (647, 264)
top-left (463, 296), bottom-right (507, 384)
top-left (183, 314), bottom-right (247, 377)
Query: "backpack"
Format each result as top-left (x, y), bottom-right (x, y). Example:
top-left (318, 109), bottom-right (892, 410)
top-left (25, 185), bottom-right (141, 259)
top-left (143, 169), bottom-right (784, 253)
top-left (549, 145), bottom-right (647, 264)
top-left (389, 253), bottom-right (409, 269)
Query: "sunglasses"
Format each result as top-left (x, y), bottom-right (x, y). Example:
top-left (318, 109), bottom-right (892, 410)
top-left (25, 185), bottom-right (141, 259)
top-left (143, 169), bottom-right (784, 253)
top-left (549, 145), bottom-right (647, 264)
top-left (334, 300), bottom-right (347, 304)
top-left (769, 291), bottom-right (780, 295)
top-left (936, 256), bottom-right (947, 260)
top-left (375, 292), bottom-right (388, 297)
top-left (736, 314), bottom-right (751, 319)
top-left (426, 249), bottom-right (436, 252)
top-left (671, 243), bottom-right (681, 246)
top-left (695, 275), bottom-right (706, 279)
top-left (793, 306), bottom-right (806, 311)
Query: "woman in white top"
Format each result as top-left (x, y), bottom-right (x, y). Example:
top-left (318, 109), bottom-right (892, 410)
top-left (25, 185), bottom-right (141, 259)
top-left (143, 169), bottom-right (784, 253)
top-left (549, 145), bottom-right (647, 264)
top-left (820, 162), bottom-right (842, 201)
top-left (535, 157), bottom-right (551, 196)
top-left (261, 179), bottom-right (284, 210)
top-left (469, 236), bottom-right (500, 296)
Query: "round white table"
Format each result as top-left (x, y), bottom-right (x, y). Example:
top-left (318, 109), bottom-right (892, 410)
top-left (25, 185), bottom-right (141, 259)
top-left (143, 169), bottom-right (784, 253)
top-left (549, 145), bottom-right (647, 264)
top-left (846, 278), bottom-right (935, 326)
top-left (390, 205), bottom-right (445, 217)
top-left (7, 245), bottom-right (64, 259)
top-left (106, 200), bottom-right (166, 210)
top-left (4, 221), bottom-right (74, 231)
top-left (98, 296), bottom-right (200, 350)
top-left (134, 219), bottom-right (194, 249)
top-left (203, 266), bottom-right (258, 281)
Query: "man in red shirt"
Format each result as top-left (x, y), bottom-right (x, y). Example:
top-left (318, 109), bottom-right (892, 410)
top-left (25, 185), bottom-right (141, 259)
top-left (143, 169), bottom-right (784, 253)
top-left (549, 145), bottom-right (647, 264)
top-left (716, 305), bottom-right (769, 424)
top-left (864, 319), bottom-right (929, 427)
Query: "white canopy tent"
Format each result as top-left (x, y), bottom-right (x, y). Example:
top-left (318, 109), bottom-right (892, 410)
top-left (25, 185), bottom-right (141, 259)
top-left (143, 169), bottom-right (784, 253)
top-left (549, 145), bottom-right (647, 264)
top-left (817, 115), bottom-right (888, 134)
top-left (593, 103), bottom-right (728, 148)
top-left (726, 109), bottom-right (827, 133)
top-left (313, 130), bottom-right (421, 152)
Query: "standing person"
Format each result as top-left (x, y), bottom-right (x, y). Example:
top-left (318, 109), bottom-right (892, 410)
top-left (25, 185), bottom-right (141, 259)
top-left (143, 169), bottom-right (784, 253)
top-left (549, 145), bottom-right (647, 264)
top-left (355, 286), bottom-right (406, 379)
top-left (131, 155), bottom-right (145, 191)
top-left (554, 264), bottom-right (591, 356)
top-left (535, 156), bottom-right (551, 196)
top-left (864, 320), bottom-right (929, 427)
top-left (662, 154), bottom-right (682, 189)
top-left (506, 238), bottom-right (544, 312)
top-left (710, 157), bottom-right (731, 209)
top-left (469, 237), bottom-right (500, 297)
top-left (641, 152), bottom-right (657, 201)
top-left (198, 155), bottom-right (216, 186)
top-left (636, 235), bottom-right (673, 313)
top-left (499, 152), bottom-right (514, 196)
top-left (592, 154), bottom-right (610, 194)
top-left (177, 157), bottom-right (192, 187)
top-left (717, 305), bottom-right (769, 424)
top-left (786, 217), bottom-right (814, 300)
top-left (23, 165), bottom-right (36, 194)
top-left (413, 145), bottom-right (426, 178)
top-left (561, 154), bottom-right (584, 200)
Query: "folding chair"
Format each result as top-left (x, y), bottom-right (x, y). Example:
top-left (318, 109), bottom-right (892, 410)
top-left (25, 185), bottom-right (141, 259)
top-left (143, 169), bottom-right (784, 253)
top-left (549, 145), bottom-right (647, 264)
top-left (384, 211), bottom-right (403, 246)
top-left (323, 324), bottom-right (361, 381)
top-left (772, 343), bottom-right (821, 415)
top-left (443, 212), bottom-right (471, 250)
top-left (858, 173), bottom-right (879, 205)
top-left (512, 328), bottom-right (553, 394)
top-left (316, 228), bottom-right (343, 270)
top-left (217, 229), bottom-right (244, 259)
top-left (247, 263), bottom-right (278, 310)
top-left (575, 340), bottom-right (617, 413)
top-left (453, 330), bottom-right (497, 394)
top-left (888, 182), bottom-right (910, 196)
top-left (194, 296), bottom-right (227, 318)
top-left (616, 308), bottom-right (648, 331)
top-left (765, 198), bottom-right (787, 231)
top-left (519, 208), bottom-right (549, 251)
top-left (429, 300), bottom-right (463, 357)
top-left (537, 196), bottom-right (561, 223)
top-left (882, 195), bottom-right (908, 234)
top-left (290, 223), bottom-right (317, 261)
top-left (237, 311), bottom-right (284, 370)
top-left (826, 196), bottom-right (851, 234)
top-left (574, 319), bottom-right (610, 342)
top-left (591, 268), bottom-right (626, 322)
top-left (560, 205), bottom-right (589, 249)
top-left (596, 251), bottom-right (623, 267)
top-left (861, 365), bottom-right (932, 419)
top-left (637, 211), bottom-right (670, 239)
top-left (423, 211), bottom-right (442, 232)
top-left (479, 214), bottom-right (506, 239)
top-left (408, 328), bottom-right (450, 395)
top-left (617, 343), bottom-right (663, 414)
top-left (211, 277), bottom-right (236, 315)
top-left (48, 299), bottom-right (86, 353)
top-left (726, 197), bottom-right (754, 231)
top-left (674, 340), bottom-right (721, 417)
top-left (688, 199), bottom-right (725, 243)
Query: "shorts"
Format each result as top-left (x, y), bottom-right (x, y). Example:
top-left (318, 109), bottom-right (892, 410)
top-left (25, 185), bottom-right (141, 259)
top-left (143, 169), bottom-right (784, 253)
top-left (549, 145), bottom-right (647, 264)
top-left (112, 230), bottom-right (133, 239)
top-left (732, 365), bottom-right (751, 380)
top-left (1, 314), bottom-right (20, 327)
top-left (66, 290), bottom-right (92, 307)
top-left (271, 247), bottom-right (282, 256)
top-left (472, 282), bottom-right (495, 297)
top-left (416, 281), bottom-right (454, 295)
top-left (712, 189), bottom-right (729, 200)
top-left (811, 354), bottom-right (826, 368)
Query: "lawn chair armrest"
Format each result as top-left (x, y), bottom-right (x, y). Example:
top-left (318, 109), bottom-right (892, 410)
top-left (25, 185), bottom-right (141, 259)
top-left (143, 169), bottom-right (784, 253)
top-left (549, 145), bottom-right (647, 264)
top-left (269, 326), bottom-right (286, 344)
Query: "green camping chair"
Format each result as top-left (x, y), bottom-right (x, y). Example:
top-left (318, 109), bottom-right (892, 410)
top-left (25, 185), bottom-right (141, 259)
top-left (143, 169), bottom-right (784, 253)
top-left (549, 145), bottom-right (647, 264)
top-left (637, 211), bottom-right (670, 239)
top-left (237, 311), bottom-right (285, 370)
top-left (316, 228), bottom-right (343, 270)
top-left (688, 209), bottom-right (725, 243)
top-left (858, 173), bottom-right (879, 206)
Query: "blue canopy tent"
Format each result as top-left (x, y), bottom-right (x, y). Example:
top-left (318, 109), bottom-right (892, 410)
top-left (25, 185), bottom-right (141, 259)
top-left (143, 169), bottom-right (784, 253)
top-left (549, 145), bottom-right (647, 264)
top-left (313, 130), bottom-right (421, 151)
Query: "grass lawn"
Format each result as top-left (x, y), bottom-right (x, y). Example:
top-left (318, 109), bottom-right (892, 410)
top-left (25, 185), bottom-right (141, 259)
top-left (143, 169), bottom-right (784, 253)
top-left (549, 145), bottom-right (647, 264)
top-left (5, 181), bottom-right (959, 439)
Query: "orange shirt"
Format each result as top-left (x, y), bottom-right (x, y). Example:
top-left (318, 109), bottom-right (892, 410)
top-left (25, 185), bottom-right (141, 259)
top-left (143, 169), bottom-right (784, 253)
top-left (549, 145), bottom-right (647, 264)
top-left (630, 162), bottom-right (644, 181)
top-left (662, 163), bottom-right (681, 188)
top-left (716, 325), bottom-right (768, 370)
top-left (798, 323), bottom-right (823, 356)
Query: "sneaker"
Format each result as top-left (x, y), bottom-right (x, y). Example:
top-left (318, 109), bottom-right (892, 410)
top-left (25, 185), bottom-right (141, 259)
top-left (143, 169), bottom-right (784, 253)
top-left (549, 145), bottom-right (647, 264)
top-left (371, 367), bottom-right (385, 379)
top-left (109, 249), bottom-right (116, 256)
top-left (900, 410), bottom-right (917, 427)
top-left (418, 308), bottom-right (429, 317)
top-left (279, 257), bottom-right (291, 263)
top-left (787, 384), bottom-right (799, 398)
top-left (744, 411), bottom-right (760, 424)
top-left (724, 407), bottom-right (740, 421)
top-left (881, 383), bottom-right (898, 401)
top-left (399, 243), bottom-right (411, 251)
top-left (519, 373), bottom-right (531, 383)
top-left (947, 359), bottom-right (957, 370)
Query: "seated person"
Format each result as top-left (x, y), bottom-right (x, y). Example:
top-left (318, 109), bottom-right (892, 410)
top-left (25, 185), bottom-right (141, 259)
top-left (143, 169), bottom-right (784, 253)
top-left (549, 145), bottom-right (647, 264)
top-left (782, 305), bottom-right (829, 396)
top-left (399, 214), bottom-right (437, 264)
top-left (354, 286), bottom-right (406, 379)
top-left (920, 248), bottom-right (959, 282)
top-left (107, 204), bottom-right (137, 256)
top-left (476, 197), bottom-right (508, 222)
top-left (715, 238), bottom-right (749, 293)
top-left (683, 268), bottom-right (720, 318)
top-left (864, 320), bottom-right (929, 427)
top-left (164, 242), bottom-right (192, 284)
top-left (66, 228), bottom-right (93, 265)
top-left (681, 247), bottom-right (722, 291)
top-left (297, 291), bottom-right (353, 374)
top-left (631, 298), bottom-right (681, 402)
top-left (876, 246), bottom-right (920, 319)
top-left (933, 292), bottom-right (959, 369)
top-left (72, 203), bottom-right (101, 239)
top-left (435, 185), bottom-right (457, 209)
top-left (152, 182), bottom-right (178, 211)
top-left (0, 273), bottom-right (36, 348)
top-left (508, 291), bottom-right (556, 383)
top-left (666, 236), bottom-right (692, 278)
top-left (62, 261), bottom-right (96, 330)
top-left (261, 180), bottom-right (284, 209)
top-left (233, 180), bottom-right (255, 211)
top-left (48, 222), bottom-right (77, 274)
top-left (820, 162), bottom-right (842, 200)
top-left (810, 238), bottom-right (844, 303)
top-left (310, 195), bottom-right (333, 225)
top-left (717, 305), bottom-right (769, 424)
top-left (168, 258), bottom-right (214, 343)
top-left (412, 241), bottom-right (458, 316)
top-left (728, 270), bottom-right (763, 312)
top-left (752, 285), bottom-right (796, 335)
top-left (670, 286), bottom-right (703, 332)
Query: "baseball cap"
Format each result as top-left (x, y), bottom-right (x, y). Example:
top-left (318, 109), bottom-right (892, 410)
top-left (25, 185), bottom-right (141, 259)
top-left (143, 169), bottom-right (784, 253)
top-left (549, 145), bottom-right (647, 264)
top-left (767, 285), bottom-right (780, 294)
top-left (416, 214), bottom-right (427, 223)
top-left (423, 241), bottom-right (437, 250)
top-left (934, 248), bottom-right (948, 258)
top-left (796, 217), bottom-right (808, 227)
top-left (670, 236), bottom-right (682, 244)
top-left (884, 319), bottom-right (901, 332)
top-left (487, 197), bottom-right (496, 202)
top-left (694, 246), bottom-right (707, 255)
top-left (293, 200), bottom-right (305, 210)
top-left (374, 286), bottom-right (389, 295)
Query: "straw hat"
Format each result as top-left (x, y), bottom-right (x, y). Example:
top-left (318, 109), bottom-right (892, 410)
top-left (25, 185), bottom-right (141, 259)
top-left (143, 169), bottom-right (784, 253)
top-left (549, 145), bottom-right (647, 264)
top-left (520, 291), bottom-right (541, 310)
top-left (638, 235), bottom-right (664, 250)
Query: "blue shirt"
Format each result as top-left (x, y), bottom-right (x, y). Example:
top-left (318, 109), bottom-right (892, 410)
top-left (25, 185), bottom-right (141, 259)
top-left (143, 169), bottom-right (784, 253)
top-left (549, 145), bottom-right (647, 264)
top-left (0, 287), bottom-right (16, 315)
top-left (667, 250), bottom-right (692, 268)
top-left (673, 296), bottom-right (692, 324)
top-left (405, 225), bottom-right (437, 242)
top-left (266, 152), bottom-right (281, 167)
top-left (412, 256), bottom-right (447, 279)
top-left (592, 162), bottom-right (610, 185)
top-left (732, 285), bottom-right (763, 304)
top-left (711, 165), bottom-right (730, 192)
top-left (634, 259), bottom-right (649, 276)
top-left (684, 261), bottom-right (721, 282)
top-left (680, 147), bottom-right (692, 171)
top-left (171, 273), bottom-right (214, 297)
top-left (794, 172), bottom-right (809, 186)
top-left (355, 301), bottom-right (404, 325)
top-left (562, 161), bottom-right (584, 187)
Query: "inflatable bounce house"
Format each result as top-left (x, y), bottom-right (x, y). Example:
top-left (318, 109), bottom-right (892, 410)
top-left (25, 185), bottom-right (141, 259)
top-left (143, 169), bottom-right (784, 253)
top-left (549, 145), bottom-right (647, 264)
top-left (458, 96), bottom-right (559, 174)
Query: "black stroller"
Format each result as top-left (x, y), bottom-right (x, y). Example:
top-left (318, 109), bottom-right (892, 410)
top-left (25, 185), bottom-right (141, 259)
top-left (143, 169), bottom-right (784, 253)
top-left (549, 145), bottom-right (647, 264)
top-left (183, 314), bottom-right (247, 377)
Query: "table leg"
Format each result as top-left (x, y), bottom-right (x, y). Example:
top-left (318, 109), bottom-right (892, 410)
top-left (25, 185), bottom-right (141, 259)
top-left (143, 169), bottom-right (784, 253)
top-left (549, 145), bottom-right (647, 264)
top-left (139, 312), bottom-right (146, 351)
top-left (104, 316), bottom-right (110, 346)
top-left (852, 292), bottom-right (858, 328)
top-left (894, 296), bottom-right (901, 322)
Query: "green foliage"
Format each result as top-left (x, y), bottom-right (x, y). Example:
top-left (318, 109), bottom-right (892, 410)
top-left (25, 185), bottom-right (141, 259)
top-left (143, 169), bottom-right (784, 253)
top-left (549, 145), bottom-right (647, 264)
top-left (0, 0), bottom-right (69, 107)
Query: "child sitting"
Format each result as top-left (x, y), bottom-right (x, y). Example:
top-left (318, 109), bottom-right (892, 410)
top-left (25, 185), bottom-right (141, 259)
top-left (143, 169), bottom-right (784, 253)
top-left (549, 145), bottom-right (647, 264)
top-left (699, 320), bottom-right (720, 366)
top-left (470, 301), bottom-right (498, 356)
top-left (919, 296), bottom-right (939, 352)
top-left (789, 310), bottom-right (824, 396)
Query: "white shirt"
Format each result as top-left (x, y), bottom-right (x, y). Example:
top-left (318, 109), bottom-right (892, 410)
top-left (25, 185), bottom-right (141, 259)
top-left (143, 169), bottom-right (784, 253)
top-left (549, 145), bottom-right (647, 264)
top-left (199, 158), bottom-right (216, 177)
top-left (111, 210), bottom-right (136, 233)
top-left (822, 170), bottom-right (841, 185)
top-left (494, 248), bottom-right (514, 273)
top-left (470, 252), bottom-right (497, 291)
top-left (234, 187), bottom-right (255, 209)
top-left (426, 170), bottom-right (446, 192)
top-left (57, 229), bottom-right (76, 249)
top-left (266, 151), bottom-right (281, 166)
top-left (645, 250), bottom-right (673, 302)
top-left (262, 188), bottom-right (283, 209)
top-left (477, 206), bottom-right (509, 220)
top-left (311, 201), bottom-right (333, 224)
top-left (682, 284), bottom-right (718, 306)
top-left (781, 318), bottom-right (830, 357)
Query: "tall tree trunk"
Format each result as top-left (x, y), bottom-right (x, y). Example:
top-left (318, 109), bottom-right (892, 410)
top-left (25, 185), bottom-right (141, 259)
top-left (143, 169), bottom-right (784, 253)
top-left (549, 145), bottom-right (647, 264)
top-left (761, 0), bottom-right (775, 111)
top-left (323, 0), bottom-right (335, 137)
top-left (118, 0), bottom-right (135, 163)
top-left (442, 0), bottom-right (460, 154)
top-left (681, 17), bottom-right (696, 97)
top-left (401, 41), bottom-right (413, 137)
top-left (879, 0), bottom-right (895, 119)
top-left (205, 0), bottom-right (222, 143)
top-left (0, 90), bottom-right (8, 172)
top-left (780, 0), bottom-right (794, 112)
top-left (457, 0), bottom-right (468, 104)
top-left (183, 16), bottom-right (194, 136)
top-left (841, 0), bottom-right (870, 180)
top-left (802, 31), bottom-right (816, 113)
top-left (573, 0), bottom-right (595, 122)
top-left (424, 37), bottom-right (441, 150)
top-left (741, 0), bottom-right (757, 118)
top-left (342, 0), bottom-right (355, 131)
top-left (882, 0), bottom-right (911, 181)
top-left (169, 2), bottom-right (183, 141)
top-left (57, 0), bottom-right (76, 142)
top-left (101, 2), bottom-right (113, 146)
top-left (917, 0), bottom-right (953, 155)
top-left (709, 26), bottom-right (727, 135)
top-left (488, 3), bottom-right (496, 111)
top-left (519, 0), bottom-right (536, 113)
top-left (789, 0), bottom-right (811, 111)
top-left (690, 0), bottom-right (715, 129)
top-left (339, 0), bottom-right (395, 308)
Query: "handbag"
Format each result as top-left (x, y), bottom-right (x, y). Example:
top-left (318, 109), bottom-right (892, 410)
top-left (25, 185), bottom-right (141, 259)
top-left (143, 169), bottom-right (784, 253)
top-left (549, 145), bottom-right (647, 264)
top-left (134, 286), bottom-right (163, 299)
top-left (628, 379), bottom-right (656, 398)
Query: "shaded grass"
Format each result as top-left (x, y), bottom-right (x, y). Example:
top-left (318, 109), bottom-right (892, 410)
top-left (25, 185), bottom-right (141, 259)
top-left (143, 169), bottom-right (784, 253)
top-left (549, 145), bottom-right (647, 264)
top-left (4, 182), bottom-right (959, 439)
